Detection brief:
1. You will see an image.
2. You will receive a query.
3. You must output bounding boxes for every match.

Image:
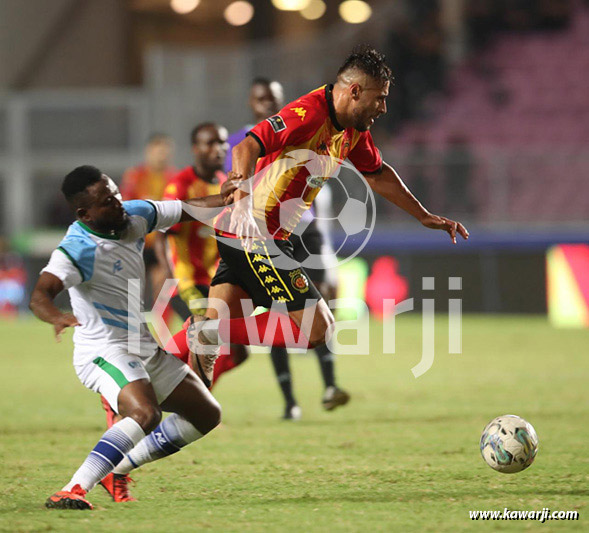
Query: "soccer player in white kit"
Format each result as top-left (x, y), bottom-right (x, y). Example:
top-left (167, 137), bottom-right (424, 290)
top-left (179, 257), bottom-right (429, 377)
top-left (30, 165), bottom-right (236, 510)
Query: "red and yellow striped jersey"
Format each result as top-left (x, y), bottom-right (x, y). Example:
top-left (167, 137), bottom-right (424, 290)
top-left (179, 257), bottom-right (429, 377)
top-left (163, 167), bottom-right (222, 290)
top-left (217, 84), bottom-right (382, 240)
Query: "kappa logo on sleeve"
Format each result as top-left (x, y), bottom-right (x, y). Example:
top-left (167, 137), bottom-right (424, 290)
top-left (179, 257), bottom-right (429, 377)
top-left (267, 115), bottom-right (287, 133)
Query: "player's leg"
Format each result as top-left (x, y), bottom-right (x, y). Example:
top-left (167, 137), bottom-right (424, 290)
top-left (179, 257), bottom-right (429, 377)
top-left (270, 346), bottom-right (301, 420)
top-left (111, 354), bottom-right (220, 476)
top-left (311, 280), bottom-right (350, 411)
top-left (191, 239), bottom-right (335, 351)
top-left (189, 279), bottom-right (251, 386)
top-left (47, 356), bottom-right (163, 509)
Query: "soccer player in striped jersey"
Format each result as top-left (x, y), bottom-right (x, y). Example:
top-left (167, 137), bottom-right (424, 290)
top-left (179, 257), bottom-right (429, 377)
top-left (30, 166), bottom-right (236, 510)
top-left (226, 77), bottom-right (350, 419)
top-left (158, 123), bottom-right (248, 383)
top-left (188, 45), bottom-right (468, 385)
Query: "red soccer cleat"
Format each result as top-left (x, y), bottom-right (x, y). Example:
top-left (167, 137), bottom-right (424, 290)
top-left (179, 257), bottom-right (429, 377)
top-left (45, 484), bottom-right (93, 510)
top-left (99, 473), bottom-right (136, 502)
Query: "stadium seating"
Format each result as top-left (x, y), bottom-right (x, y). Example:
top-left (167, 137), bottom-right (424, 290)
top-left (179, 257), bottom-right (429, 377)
top-left (391, 3), bottom-right (589, 223)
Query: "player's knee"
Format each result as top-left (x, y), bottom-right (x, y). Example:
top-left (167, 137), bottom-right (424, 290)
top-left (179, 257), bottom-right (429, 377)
top-left (130, 404), bottom-right (162, 433)
top-left (190, 398), bottom-right (222, 435)
top-left (308, 311), bottom-right (334, 348)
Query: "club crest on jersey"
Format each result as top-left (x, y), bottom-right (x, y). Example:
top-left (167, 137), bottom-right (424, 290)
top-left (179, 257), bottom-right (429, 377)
top-left (267, 115), bottom-right (287, 133)
top-left (306, 175), bottom-right (326, 189)
top-left (289, 269), bottom-right (309, 293)
top-left (113, 260), bottom-right (122, 274)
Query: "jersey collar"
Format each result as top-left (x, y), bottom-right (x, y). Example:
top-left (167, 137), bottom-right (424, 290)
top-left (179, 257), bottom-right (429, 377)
top-left (325, 84), bottom-right (344, 132)
top-left (76, 221), bottom-right (120, 240)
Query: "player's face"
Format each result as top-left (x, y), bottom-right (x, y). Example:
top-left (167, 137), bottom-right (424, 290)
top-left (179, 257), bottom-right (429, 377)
top-left (145, 139), bottom-right (173, 171)
top-left (193, 126), bottom-right (229, 173)
top-left (80, 176), bottom-right (129, 233)
top-left (351, 80), bottom-right (389, 132)
top-left (250, 83), bottom-right (283, 121)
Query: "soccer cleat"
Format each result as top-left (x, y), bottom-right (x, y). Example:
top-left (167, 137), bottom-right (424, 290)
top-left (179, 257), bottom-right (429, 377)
top-left (99, 473), bottom-right (136, 502)
top-left (186, 315), bottom-right (219, 389)
top-left (45, 484), bottom-right (93, 510)
top-left (283, 404), bottom-right (302, 421)
top-left (322, 386), bottom-right (351, 411)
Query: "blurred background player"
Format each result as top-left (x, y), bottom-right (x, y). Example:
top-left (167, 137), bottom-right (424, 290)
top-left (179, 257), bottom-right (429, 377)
top-left (225, 78), bottom-right (350, 419)
top-left (159, 123), bottom-right (248, 385)
top-left (120, 133), bottom-right (176, 314)
top-left (224, 78), bottom-right (284, 174)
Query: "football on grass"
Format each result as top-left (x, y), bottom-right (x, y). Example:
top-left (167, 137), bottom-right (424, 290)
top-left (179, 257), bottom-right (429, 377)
top-left (480, 415), bottom-right (538, 473)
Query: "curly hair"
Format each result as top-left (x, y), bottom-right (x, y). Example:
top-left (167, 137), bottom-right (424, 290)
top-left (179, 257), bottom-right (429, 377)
top-left (337, 44), bottom-right (393, 84)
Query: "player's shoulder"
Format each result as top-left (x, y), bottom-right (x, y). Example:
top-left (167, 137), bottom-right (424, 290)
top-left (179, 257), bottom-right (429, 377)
top-left (164, 166), bottom-right (195, 197)
top-left (283, 85), bottom-right (329, 123)
top-left (57, 222), bottom-right (99, 281)
top-left (123, 199), bottom-right (157, 230)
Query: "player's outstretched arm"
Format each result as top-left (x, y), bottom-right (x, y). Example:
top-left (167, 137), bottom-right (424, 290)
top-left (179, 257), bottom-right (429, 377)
top-left (178, 179), bottom-right (238, 222)
top-left (29, 272), bottom-right (80, 341)
top-left (364, 162), bottom-right (469, 244)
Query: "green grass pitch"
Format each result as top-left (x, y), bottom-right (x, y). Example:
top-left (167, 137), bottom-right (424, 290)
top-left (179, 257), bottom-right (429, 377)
top-left (0, 315), bottom-right (587, 532)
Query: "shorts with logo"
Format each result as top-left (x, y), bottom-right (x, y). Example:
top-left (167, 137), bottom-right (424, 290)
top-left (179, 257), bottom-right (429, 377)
top-left (75, 346), bottom-right (190, 413)
top-left (211, 236), bottom-right (322, 311)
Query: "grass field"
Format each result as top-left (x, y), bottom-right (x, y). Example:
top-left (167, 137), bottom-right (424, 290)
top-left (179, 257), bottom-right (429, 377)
top-left (0, 315), bottom-right (587, 532)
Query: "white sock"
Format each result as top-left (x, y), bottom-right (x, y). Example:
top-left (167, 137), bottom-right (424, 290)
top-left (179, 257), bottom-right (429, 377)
top-left (63, 417), bottom-right (145, 492)
top-left (113, 414), bottom-right (203, 475)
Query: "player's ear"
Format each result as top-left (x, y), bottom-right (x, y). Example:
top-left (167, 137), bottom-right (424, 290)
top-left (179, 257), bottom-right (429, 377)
top-left (76, 207), bottom-right (89, 222)
top-left (350, 83), bottom-right (361, 100)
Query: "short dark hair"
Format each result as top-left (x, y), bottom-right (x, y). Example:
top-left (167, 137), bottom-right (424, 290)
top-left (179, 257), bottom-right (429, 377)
top-left (251, 77), bottom-right (272, 88)
top-left (190, 122), bottom-right (217, 145)
top-left (337, 44), bottom-right (393, 84)
top-left (61, 165), bottom-right (102, 206)
top-left (146, 132), bottom-right (171, 145)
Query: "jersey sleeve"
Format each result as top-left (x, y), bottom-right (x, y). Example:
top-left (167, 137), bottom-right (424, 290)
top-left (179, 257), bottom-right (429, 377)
top-left (348, 131), bottom-right (383, 174)
top-left (123, 199), bottom-right (182, 236)
top-left (247, 105), bottom-right (322, 157)
top-left (41, 249), bottom-right (84, 289)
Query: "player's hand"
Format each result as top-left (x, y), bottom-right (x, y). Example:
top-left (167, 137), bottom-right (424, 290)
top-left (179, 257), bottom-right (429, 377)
top-left (420, 213), bottom-right (469, 244)
top-left (53, 313), bottom-right (81, 342)
top-left (220, 178), bottom-right (238, 205)
top-left (229, 201), bottom-right (264, 250)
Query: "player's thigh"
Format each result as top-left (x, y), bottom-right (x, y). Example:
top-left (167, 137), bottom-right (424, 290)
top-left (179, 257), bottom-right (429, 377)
top-left (76, 351), bottom-right (161, 430)
top-left (117, 379), bottom-right (162, 432)
top-left (207, 282), bottom-right (251, 319)
top-left (160, 371), bottom-right (221, 434)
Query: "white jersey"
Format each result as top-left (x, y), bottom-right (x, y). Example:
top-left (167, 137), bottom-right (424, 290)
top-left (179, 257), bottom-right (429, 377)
top-left (42, 199), bottom-right (182, 366)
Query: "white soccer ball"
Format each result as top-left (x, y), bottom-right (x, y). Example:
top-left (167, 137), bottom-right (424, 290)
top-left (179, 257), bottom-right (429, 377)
top-left (480, 415), bottom-right (538, 473)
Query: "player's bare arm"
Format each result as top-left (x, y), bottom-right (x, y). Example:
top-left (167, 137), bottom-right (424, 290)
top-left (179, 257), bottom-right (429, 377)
top-left (178, 179), bottom-right (237, 223)
top-left (364, 162), bottom-right (469, 244)
top-left (227, 135), bottom-right (263, 240)
top-left (29, 272), bottom-right (80, 341)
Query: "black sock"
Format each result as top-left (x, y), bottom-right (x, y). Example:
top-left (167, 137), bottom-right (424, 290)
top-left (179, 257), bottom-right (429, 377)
top-left (270, 347), bottom-right (296, 407)
top-left (315, 343), bottom-right (336, 389)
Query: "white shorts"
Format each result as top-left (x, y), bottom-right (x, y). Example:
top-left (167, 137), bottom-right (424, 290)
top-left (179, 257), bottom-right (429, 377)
top-left (75, 347), bottom-right (190, 413)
